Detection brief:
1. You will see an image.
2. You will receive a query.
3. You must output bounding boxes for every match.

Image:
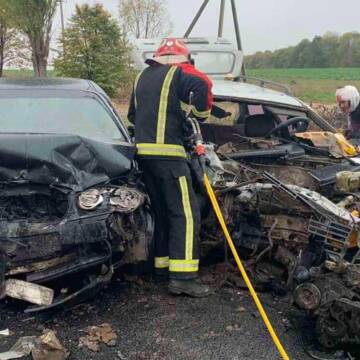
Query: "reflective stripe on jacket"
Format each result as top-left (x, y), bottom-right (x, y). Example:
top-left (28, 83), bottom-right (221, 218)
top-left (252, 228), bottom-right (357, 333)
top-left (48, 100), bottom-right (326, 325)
top-left (127, 63), bottom-right (213, 159)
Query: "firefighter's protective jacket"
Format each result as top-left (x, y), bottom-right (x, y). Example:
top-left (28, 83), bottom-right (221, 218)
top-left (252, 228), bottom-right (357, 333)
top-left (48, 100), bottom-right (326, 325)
top-left (127, 63), bottom-right (213, 159)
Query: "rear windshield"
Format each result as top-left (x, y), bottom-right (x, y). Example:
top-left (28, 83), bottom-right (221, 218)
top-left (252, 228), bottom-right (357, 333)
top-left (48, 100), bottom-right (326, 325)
top-left (144, 51), bottom-right (235, 75)
top-left (191, 51), bottom-right (235, 74)
top-left (0, 94), bottom-right (125, 141)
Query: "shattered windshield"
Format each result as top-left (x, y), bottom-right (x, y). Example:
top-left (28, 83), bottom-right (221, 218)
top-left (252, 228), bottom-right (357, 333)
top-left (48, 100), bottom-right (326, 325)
top-left (0, 94), bottom-right (125, 141)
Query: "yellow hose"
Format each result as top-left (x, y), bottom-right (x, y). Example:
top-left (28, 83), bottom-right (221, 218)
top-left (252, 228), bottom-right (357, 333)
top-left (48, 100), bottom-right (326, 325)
top-left (204, 173), bottom-right (290, 360)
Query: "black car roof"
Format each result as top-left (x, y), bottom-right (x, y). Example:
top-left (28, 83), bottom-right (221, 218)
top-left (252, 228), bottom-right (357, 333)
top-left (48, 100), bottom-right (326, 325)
top-left (0, 77), bottom-right (99, 92)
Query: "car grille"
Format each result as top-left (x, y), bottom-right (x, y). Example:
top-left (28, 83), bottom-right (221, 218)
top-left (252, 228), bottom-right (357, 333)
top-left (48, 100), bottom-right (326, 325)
top-left (0, 192), bottom-right (68, 221)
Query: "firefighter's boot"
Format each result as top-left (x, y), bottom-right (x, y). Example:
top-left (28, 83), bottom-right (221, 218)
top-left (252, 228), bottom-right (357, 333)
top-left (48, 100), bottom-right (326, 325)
top-left (168, 278), bottom-right (212, 297)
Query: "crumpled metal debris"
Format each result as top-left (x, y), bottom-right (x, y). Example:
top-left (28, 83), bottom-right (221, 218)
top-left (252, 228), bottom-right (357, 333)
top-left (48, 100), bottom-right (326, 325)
top-left (78, 323), bottom-right (117, 352)
top-left (32, 330), bottom-right (69, 360)
top-left (0, 336), bottom-right (37, 360)
top-left (5, 279), bottom-right (54, 306)
top-left (295, 131), bottom-right (358, 158)
top-left (0, 329), bottom-right (10, 337)
top-left (0, 331), bottom-right (68, 360)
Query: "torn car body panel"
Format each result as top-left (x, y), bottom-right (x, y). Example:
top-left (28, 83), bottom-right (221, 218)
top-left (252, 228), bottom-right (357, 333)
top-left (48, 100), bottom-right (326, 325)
top-left (203, 149), bottom-right (360, 348)
top-left (0, 134), bottom-right (135, 192)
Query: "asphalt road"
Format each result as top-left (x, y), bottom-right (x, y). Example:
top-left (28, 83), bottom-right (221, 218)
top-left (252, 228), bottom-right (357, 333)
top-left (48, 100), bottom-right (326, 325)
top-left (0, 265), bottom-right (333, 360)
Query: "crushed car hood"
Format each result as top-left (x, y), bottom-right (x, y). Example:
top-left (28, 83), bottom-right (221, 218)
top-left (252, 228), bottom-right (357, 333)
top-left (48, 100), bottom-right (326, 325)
top-left (0, 133), bottom-right (135, 191)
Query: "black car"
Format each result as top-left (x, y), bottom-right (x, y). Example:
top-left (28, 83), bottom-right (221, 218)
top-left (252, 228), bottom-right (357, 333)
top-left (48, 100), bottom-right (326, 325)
top-left (0, 78), bottom-right (153, 312)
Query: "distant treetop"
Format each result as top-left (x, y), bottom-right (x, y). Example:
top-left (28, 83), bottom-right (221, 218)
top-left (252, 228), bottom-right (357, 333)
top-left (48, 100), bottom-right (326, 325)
top-left (245, 32), bottom-right (360, 69)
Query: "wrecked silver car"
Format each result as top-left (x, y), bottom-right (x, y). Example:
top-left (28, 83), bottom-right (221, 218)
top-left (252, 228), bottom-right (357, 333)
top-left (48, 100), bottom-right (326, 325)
top-left (0, 78), bottom-right (153, 312)
top-left (201, 149), bottom-right (360, 350)
top-left (133, 37), bottom-right (360, 199)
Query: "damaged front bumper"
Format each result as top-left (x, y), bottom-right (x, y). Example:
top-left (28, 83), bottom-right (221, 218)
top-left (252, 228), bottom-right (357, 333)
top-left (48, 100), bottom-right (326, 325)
top-left (0, 133), bottom-right (153, 311)
top-left (0, 185), bottom-right (153, 311)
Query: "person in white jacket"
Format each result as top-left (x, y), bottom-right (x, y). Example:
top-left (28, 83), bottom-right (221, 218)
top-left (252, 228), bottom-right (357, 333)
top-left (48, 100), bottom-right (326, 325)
top-left (336, 85), bottom-right (360, 138)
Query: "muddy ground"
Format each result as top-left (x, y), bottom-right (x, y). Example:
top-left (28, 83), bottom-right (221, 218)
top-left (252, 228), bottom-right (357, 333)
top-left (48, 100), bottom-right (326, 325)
top-left (0, 264), bottom-right (350, 360)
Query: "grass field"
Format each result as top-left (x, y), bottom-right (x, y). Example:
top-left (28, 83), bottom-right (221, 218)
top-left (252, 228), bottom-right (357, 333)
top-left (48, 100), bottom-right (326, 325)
top-left (3, 67), bottom-right (360, 104)
top-left (3, 69), bottom-right (57, 77)
top-left (247, 68), bottom-right (360, 103)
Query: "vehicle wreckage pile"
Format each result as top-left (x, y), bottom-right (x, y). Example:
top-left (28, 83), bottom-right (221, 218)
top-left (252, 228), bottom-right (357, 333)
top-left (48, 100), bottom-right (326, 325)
top-left (203, 142), bottom-right (360, 351)
top-left (2, 133), bottom-right (360, 353)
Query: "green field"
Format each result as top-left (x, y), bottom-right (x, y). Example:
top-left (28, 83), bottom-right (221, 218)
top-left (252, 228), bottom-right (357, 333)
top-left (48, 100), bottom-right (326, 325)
top-left (3, 67), bottom-right (360, 104)
top-left (2, 69), bottom-right (57, 78)
top-left (247, 68), bottom-right (360, 103)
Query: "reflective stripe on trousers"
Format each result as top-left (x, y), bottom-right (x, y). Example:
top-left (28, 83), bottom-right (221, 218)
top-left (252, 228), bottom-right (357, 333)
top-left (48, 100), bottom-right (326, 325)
top-left (155, 256), bottom-right (169, 269)
top-left (136, 143), bottom-right (187, 158)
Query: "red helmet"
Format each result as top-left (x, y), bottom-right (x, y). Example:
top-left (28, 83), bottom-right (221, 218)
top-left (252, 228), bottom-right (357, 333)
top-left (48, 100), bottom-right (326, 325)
top-left (146, 38), bottom-right (190, 65)
top-left (155, 38), bottom-right (190, 58)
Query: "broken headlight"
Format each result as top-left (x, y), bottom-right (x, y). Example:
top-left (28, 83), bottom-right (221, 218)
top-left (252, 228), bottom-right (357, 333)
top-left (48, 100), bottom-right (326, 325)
top-left (78, 187), bottom-right (145, 212)
top-left (78, 189), bottom-right (104, 210)
top-left (110, 187), bottom-right (145, 213)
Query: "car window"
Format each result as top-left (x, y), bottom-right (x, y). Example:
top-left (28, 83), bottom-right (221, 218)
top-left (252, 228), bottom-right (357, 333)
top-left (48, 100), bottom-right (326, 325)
top-left (0, 95), bottom-right (125, 141)
top-left (190, 51), bottom-right (235, 75)
top-left (265, 105), bottom-right (324, 131)
top-left (143, 51), bottom-right (235, 75)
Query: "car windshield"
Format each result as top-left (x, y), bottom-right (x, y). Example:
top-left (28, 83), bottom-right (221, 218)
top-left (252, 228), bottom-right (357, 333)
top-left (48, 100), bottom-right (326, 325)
top-left (0, 94), bottom-right (125, 141)
top-left (144, 51), bottom-right (235, 75)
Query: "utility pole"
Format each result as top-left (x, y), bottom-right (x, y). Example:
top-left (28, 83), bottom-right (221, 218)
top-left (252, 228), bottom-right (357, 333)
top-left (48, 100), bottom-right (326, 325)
top-left (230, 0), bottom-right (246, 76)
top-left (184, 0), bottom-right (210, 38)
top-left (218, 0), bottom-right (225, 38)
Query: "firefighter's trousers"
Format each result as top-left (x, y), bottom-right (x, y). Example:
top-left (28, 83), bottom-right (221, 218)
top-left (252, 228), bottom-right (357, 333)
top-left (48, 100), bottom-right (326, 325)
top-left (138, 159), bottom-right (201, 279)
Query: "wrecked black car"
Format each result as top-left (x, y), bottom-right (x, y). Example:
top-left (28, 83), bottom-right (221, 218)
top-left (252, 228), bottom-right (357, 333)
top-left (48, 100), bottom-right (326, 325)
top-left (0, 78), bottom-right (152, 312)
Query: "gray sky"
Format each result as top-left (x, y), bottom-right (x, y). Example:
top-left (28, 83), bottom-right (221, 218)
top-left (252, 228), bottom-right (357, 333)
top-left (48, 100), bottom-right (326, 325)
top-left (54, 0), bottom-right (360, 54)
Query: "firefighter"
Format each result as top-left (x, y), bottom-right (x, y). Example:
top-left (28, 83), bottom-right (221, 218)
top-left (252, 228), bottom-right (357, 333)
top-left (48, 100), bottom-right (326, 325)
top-left (336, 85), bottom-right (360, 139)
top-left (128, 38), bottom-right (213, 297)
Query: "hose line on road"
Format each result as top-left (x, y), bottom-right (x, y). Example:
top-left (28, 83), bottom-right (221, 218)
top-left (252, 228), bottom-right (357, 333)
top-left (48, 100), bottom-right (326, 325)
top-left (203, 173), bottom-right (290, 360)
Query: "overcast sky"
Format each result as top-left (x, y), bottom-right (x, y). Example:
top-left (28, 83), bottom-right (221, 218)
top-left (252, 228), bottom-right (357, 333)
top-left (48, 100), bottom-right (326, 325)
top-left (54, 0), bottom-right (360, 54)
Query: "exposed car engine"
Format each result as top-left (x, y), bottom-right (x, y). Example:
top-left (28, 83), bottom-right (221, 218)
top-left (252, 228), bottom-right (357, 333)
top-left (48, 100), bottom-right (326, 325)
top-left (202, 146), bottom-right (360, 349)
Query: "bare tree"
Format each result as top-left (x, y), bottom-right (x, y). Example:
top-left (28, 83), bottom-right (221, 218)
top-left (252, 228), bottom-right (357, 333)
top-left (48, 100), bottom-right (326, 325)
top-left (5, 0), bottom-right (59, 77)
top-left (0, 1), bottom-right (11, 76)
top-left (0, 19), bottom-right (6, 76)
top-left (119, 0), bottom-right (172, 39)
top-left (4, 31), bottom-right (32, 70)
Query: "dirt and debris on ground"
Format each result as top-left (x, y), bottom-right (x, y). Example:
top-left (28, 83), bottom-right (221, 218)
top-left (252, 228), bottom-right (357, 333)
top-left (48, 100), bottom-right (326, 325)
top-left (0, 329), bottom-right (68, 360)
top-left (0, 265), bottom-right (343, 360)
top-left (78, 323), bottom-right (117, 352)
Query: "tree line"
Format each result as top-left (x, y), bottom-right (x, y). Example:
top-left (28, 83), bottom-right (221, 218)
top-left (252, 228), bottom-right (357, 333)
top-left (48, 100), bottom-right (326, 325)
top-left (245, 32), bottom-right (360, 69)
top-left (0, 0), bottom-right (171, 96)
